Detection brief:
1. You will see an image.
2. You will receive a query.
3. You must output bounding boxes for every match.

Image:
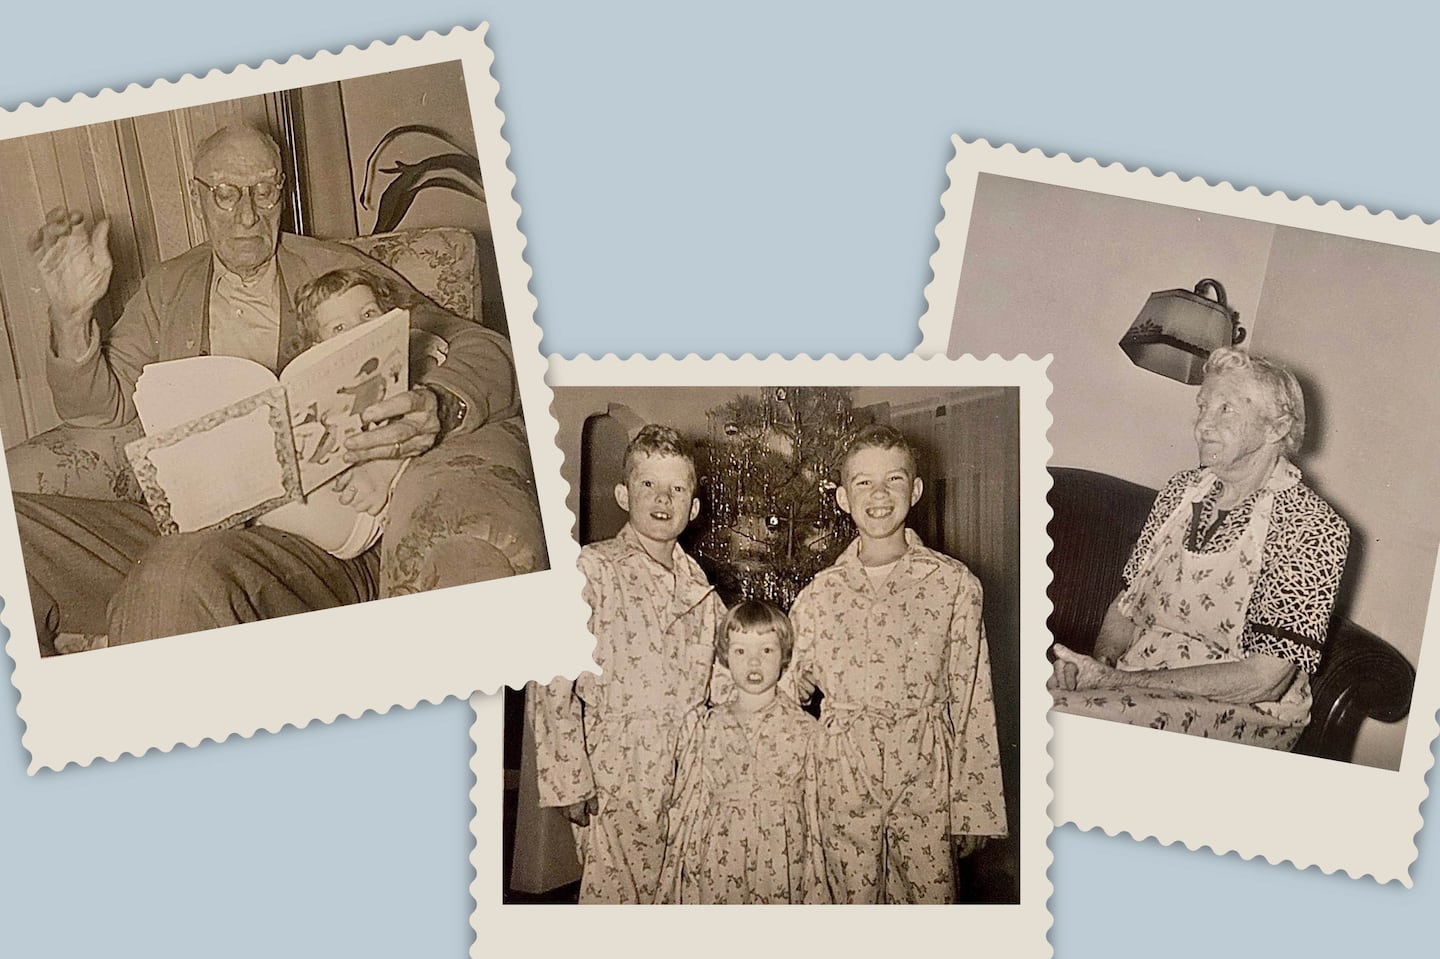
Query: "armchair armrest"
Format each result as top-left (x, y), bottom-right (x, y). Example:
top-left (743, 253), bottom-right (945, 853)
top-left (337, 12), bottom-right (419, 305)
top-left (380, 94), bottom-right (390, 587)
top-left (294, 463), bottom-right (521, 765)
top-left (5, 422), bottom-right (145, 503)
top-left (380, 416), bottom-right (548, 596)
top-left (1292, 619), bottom-right (1415, 762)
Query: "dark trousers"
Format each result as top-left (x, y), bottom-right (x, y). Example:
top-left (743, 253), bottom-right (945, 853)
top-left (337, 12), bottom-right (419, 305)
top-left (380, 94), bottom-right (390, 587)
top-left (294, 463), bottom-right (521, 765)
top-left (14, 492), bottom-right (379, 651)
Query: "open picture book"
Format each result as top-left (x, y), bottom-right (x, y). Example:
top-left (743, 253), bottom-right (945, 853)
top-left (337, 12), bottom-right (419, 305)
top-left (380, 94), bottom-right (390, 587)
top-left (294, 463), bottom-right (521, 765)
top-left (123, 308), bottom-right (410, 534)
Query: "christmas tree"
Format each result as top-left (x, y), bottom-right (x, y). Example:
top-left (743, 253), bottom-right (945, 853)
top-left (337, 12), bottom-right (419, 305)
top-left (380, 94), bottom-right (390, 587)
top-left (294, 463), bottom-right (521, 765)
top-left (686, 386), bottom-right (873, 609)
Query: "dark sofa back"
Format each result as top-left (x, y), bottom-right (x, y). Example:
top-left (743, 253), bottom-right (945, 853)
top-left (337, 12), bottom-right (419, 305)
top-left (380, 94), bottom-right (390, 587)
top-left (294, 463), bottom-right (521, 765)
top-left (1045, 467), bottom-right (1154, 655)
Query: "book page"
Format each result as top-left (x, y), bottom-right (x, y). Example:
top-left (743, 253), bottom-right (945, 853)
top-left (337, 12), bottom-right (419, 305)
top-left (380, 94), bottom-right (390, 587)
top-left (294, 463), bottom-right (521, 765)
top-left (280, 308), bottom-right (410, 493)
top-left (147, 406), bottom-right (290, 531)
top-left (133, 355), bottom-right (278, 434)
top-left (125, 385), bottom-right (302, 535)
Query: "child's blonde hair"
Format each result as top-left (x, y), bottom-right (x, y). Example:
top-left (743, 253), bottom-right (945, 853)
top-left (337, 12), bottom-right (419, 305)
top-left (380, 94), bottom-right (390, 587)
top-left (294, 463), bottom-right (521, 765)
top-left (716, 600), bottom-right (794, 671)
top-left (839, 423), bottom-right (918, 481)
top-left (293, 267), bottom-right (407, 346)
top-left (623, 424), bottom-right (697, 485)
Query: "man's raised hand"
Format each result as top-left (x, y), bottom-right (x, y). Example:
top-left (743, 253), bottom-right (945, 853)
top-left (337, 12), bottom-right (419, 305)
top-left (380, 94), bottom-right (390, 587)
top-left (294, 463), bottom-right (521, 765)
top-left (28, 208), bottom-right (113, 357)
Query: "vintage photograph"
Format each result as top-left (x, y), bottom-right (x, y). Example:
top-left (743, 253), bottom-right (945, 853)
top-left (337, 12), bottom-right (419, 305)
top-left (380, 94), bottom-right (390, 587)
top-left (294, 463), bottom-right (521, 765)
top-left (920, 138), bottom-right (1440, 882)
top-left (0, 29), bottom-right (593, 771)
top-left (472, 355), bottom-right (1051, 947)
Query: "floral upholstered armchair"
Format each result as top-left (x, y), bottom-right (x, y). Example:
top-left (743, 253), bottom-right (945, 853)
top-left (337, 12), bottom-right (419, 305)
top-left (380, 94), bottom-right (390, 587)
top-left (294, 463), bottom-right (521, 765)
top-left (6, 227), bottom-right (547, 654)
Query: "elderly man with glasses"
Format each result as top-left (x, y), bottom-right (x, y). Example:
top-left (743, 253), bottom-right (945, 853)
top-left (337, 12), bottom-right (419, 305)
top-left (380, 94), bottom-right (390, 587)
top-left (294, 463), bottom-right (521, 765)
top-left (13, 123), bottom-right (536, 650)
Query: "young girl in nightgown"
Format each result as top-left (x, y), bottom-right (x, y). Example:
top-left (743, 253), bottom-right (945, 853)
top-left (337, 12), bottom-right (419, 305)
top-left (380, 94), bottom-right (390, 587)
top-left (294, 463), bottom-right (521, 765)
top-left (657, 600), bottom-right (828, 904)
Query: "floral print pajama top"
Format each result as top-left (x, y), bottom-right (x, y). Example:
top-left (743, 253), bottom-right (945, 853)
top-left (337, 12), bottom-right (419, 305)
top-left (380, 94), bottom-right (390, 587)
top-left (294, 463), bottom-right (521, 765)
top-left (788, 530), bottom-right (1008, 903)
top-left (527, 523), bottom-right (723, 903)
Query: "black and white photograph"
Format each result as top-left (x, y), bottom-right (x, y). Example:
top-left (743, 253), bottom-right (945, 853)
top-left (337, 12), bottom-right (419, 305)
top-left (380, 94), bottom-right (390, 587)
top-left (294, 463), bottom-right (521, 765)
top-left (0, 28), bottom-right (593, 771)
top-left (472, 355), bottom-right (1052, 948)
top-left (921, 138), bottom-right (1440, 881)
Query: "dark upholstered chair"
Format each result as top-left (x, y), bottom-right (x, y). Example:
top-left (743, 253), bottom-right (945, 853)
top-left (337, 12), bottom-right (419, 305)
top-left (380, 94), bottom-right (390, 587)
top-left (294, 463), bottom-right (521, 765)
top-left (1046, 466), bottom-right (1414, 763)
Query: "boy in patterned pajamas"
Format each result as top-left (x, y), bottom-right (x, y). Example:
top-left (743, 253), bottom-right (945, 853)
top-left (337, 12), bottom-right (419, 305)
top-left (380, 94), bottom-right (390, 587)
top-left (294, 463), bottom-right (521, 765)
top-left (787, 424), bottom-right (1007, 903)
top-left (527, 424), bottom-right (724, 903)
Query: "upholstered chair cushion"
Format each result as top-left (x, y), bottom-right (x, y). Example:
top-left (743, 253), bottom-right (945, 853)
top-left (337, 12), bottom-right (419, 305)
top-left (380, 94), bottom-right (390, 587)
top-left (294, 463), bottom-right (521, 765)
top-left (342, 228), bottom-right (480, 323)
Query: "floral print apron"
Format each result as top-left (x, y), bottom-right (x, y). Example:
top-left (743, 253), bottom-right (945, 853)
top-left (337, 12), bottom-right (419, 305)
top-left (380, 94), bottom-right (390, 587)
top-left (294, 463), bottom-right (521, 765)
top-left (1053, 467), bottom-right (1312, 749)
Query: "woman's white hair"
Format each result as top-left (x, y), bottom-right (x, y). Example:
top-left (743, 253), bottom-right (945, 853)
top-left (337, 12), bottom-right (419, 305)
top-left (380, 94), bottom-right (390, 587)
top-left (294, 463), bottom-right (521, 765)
top-left (1202, 346), bottom-right (1306, 457)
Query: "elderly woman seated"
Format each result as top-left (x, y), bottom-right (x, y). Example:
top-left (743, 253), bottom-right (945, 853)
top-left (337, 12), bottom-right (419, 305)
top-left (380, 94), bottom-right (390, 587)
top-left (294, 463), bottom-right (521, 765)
top-left (1050, 347), bottom-right (1349, 750)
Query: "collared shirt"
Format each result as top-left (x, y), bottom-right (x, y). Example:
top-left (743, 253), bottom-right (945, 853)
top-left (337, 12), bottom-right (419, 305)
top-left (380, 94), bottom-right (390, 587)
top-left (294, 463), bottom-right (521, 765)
top-left (208, 256), bottom-right (282, 371)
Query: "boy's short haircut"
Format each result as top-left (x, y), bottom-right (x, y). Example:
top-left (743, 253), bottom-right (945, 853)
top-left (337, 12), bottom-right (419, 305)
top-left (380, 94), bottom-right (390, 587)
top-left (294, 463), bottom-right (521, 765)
top-left (622, 424), bottom-right (697, 484)
top-left (293, 267), bottom-right (407, 344)
top-left (716, 599), bottom-right (795, 671)
top-left (839, 423), bottom-right (918, 480)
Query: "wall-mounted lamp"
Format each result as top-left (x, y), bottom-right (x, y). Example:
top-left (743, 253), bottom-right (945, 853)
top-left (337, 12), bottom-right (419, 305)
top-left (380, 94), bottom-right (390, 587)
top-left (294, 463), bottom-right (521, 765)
top-left (1119, 278), bottom-right (1246, 386)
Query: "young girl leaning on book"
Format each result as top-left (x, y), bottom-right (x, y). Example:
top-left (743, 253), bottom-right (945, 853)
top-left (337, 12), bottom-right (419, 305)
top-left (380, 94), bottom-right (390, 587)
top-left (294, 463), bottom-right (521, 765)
top-left (256, 268), bottom-right (413, 559)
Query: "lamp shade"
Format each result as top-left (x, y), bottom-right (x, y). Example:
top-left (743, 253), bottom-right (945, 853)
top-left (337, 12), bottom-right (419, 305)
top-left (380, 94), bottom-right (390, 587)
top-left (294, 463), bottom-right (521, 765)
top-left (1119, 278), bottom-right (1246, 385)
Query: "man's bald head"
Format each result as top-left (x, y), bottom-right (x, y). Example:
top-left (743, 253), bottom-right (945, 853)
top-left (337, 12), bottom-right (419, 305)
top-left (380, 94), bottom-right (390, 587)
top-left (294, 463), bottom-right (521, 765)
top-left (193, 125), bottom-right (283, 180)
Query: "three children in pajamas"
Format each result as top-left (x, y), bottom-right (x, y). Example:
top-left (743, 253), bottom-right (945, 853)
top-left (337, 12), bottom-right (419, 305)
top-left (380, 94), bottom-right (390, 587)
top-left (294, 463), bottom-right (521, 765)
top-left (529, 421), bottom-right (1006, 903)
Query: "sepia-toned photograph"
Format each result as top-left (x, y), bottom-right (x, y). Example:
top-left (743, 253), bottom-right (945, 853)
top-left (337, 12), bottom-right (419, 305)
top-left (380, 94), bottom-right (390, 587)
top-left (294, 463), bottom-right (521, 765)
top-left (921, 138), bottom-right (1440, 882)
top-left (4, 60), bottom-right (543, 655)
top-left (472, 354), bottom-right (1053, 946)
top-left (0, 29), bottom-right (593, 772)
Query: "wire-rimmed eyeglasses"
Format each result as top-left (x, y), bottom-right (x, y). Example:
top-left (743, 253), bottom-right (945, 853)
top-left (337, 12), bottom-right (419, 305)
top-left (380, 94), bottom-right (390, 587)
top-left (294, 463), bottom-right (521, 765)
top-left (193, 175), bottom-right (285, 212)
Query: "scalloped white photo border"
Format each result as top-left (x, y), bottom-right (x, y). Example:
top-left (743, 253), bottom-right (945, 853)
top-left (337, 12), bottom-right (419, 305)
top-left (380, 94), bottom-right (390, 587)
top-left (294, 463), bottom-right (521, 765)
top-left (918, 136), bottom-right (1440, 883)
top-left (0, 26), bottom-right (596, 772)
top-left (469, 353), bottom-right (1052, 952)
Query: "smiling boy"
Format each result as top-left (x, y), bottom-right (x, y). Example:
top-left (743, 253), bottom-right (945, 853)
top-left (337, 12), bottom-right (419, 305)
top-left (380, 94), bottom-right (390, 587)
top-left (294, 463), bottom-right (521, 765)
top-left (527, 424), bottom-right (724, 903)
top-left (787, 424), bottom-right (1007, 903)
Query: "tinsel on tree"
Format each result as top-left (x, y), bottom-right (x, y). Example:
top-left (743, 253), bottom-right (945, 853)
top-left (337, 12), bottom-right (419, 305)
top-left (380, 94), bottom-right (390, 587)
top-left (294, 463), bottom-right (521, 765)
top-left (687, 386), bottom-right (873, 610)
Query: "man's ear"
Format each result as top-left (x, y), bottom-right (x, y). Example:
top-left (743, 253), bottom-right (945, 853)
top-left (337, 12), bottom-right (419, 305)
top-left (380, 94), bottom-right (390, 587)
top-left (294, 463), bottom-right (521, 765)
top-left (689, 497), bottom-right (700, 522)
top-left (188, 182), bottom-right (205, 221)
top-left (910, 477), bottom-right (924, 507)
top-left (835, 484), bottom-right (852, 517)
top-left (614, 482), bottom-right (630, 513)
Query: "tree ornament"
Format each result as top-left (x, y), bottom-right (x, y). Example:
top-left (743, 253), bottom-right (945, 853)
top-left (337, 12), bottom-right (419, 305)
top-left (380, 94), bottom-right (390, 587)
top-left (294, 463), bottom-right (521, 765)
top-left (687, 386), bottom-right (873, 609)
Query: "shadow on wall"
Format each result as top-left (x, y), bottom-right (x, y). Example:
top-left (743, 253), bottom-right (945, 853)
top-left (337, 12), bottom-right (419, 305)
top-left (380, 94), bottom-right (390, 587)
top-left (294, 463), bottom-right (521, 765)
top-left (1282, 360), bottom-right (1366, 628)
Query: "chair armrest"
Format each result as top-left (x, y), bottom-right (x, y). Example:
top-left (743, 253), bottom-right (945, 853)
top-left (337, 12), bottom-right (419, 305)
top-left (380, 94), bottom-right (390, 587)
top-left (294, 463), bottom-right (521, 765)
top-left (379, 417), bottom-right (548, 596)
top-left (1293, 619), bottom-right (1415, 762)
top-left (5, 422), bottom-right (145, 502)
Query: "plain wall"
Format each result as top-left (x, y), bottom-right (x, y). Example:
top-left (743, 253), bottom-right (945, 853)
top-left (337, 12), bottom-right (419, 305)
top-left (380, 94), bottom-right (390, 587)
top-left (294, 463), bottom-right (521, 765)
top-left (330, 61), bottom-right (505, 331)
top-left (949, 174), bottom-right (1274, 487)
top-left (1251, 228), bottom-right (1440, 767)
top-left (946, 174), bottom-right (1440, 770)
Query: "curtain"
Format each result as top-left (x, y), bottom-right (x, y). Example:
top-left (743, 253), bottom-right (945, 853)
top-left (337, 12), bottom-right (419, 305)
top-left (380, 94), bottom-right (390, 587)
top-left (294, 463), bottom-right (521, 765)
top-left (891, 388), bottom-right (1022, 902)
top-left (0, 93), bottom-right (287, 447)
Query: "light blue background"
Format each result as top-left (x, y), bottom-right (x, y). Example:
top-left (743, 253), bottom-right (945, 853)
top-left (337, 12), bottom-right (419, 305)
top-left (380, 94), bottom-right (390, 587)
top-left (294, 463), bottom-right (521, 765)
top-left (1, 2), bottom-right (1436, 955)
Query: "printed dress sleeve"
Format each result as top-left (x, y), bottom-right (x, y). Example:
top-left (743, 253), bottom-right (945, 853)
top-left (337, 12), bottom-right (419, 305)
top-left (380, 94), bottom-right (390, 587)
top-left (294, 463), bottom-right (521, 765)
top-left (525, 567), bottom-right (603, 808)
top-left (947, 571), bottom-right (1008, 838)
top-left (525, 677), bottom-right (593, 809)
top-left (1239, 488), bottom-right (1351, 674)
top-left (779, 587), bottom-right (818, 706)
top-left (1122, 469), bottom-right (1200, 585)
